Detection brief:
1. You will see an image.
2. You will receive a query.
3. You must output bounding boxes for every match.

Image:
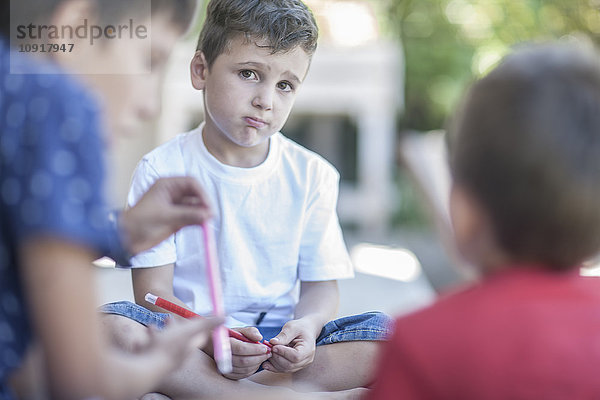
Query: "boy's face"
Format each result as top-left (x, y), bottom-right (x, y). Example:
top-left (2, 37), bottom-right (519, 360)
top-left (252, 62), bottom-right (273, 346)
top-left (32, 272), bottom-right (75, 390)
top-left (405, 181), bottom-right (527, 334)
top-left (53, 8), bottom-right (181, 140)
top-left (85, 14), bottom-right (181, 139)
top-left (191, 36), bottom-right (311, 162)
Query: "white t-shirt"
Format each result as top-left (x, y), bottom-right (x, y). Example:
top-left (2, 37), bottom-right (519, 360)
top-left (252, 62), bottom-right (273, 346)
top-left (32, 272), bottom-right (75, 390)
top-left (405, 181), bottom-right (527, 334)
top-left (128, 124), bottom-right (354, 327)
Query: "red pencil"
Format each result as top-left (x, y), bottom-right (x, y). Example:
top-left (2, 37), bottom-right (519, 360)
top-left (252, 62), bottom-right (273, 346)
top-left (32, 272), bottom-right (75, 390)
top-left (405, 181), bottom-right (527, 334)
top-left (145, 293), bottom-right (272, 348)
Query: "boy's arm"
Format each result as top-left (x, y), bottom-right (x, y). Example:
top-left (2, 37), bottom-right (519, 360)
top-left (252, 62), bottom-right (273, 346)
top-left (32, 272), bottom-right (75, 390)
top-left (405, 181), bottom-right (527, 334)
top-left (19, 237), bottom-right (215, 400)
top-left (131, 264), bottom-right (189, 314)
top-left (265, 280), bottom-right (338, 373)
top-left (295, 280), bottom-right (339, 333)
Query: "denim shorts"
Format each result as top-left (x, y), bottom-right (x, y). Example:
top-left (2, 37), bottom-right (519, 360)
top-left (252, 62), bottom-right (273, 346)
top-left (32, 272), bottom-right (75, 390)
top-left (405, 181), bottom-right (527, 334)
top-left (100, 301), bottom-right (392, 344)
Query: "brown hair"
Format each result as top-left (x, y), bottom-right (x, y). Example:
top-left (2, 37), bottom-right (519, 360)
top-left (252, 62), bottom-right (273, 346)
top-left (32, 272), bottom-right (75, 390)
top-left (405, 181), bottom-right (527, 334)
top-left (196, 0), bottom-right (318, 68)
top-left (449, 43), bottom-right (600, 269)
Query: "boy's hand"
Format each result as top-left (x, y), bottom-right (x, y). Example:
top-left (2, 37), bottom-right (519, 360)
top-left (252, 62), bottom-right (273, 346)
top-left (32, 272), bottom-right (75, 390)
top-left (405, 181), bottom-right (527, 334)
top-left (224, 327), bottom-right (272, 380)
top-left (121, 177), bottom-right (212, 255)
top-left (147, 316), bottom-right (222, 373)
top-left (262, 318), bottom-right (317, 373)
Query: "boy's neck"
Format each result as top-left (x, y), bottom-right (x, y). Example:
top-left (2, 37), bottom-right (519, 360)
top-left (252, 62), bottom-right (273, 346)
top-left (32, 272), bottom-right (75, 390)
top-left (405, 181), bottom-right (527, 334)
top-left (477, 258), bottom-right (511, 277)
top-left (201, 124), bottom-right (270, 168)
top-left (464, 238), bottom-right (514, 278)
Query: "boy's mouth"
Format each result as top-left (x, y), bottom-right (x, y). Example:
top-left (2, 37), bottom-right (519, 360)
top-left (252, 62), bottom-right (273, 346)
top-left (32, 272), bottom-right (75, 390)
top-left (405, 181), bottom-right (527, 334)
top-left (244, 117), bottom-right (267, 129)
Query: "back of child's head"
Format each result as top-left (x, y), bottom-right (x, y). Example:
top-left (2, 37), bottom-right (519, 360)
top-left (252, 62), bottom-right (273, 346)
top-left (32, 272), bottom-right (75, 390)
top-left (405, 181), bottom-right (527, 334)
top-left (196, 0), bottom-right (318, 67)
top-left (449, 42), bottom-right (600, 270)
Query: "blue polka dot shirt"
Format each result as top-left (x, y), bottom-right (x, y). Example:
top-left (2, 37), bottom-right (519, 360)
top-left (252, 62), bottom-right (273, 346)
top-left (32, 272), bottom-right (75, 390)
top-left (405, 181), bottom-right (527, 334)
top-left (0, 38), bottom-right (126, 392)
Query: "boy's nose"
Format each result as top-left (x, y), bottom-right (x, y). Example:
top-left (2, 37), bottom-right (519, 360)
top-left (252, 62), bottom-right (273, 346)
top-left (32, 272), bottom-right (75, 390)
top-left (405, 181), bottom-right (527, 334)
top-left (137, 77), bottom-right (162, 120)
top-left (138, 95), bottom-right (161, 120)
top-left (251, 89), bottom-right (273, 111)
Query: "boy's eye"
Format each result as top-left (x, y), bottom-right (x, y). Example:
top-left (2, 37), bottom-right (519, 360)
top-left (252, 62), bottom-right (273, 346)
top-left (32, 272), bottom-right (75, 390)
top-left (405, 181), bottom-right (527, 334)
top-left (239, 70), bottom-right (258, 80)
top-left (277, 81), bottom-right (294, 92)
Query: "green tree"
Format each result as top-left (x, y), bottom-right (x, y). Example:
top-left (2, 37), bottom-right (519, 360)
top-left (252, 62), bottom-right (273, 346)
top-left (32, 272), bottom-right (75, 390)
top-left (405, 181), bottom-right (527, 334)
top-left (385, 0), bottom-right (600, 131)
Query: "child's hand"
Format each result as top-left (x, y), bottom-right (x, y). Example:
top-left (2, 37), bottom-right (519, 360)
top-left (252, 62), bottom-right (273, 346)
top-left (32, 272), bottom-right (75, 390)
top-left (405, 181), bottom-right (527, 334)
top-left (262, 319), bottom-right (317, 373)
top-left (224, 327), bottom-right (272, 380)
top-left (147, 316), bottom-right (222, 373)
top-left (121, 177), bottom-right (213, 255)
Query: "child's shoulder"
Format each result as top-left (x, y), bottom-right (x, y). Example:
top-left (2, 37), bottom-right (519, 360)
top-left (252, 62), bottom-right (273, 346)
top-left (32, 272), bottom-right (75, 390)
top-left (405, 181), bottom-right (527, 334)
top-left (276, 133), bottom-right (340, 182)
top-left (394, 268), bottom-right (600, 339)
top-left (139, 127), bottom-right (201, 172)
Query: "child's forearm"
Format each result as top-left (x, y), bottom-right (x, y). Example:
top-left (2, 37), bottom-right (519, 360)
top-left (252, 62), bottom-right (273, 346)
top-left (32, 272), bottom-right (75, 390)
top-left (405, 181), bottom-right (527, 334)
top-left (294, 280), bottom-right (339, 336)
top-left (131, 264), bottom-right (188, 316)
top-left (140, 289), bottom-right (189, 316)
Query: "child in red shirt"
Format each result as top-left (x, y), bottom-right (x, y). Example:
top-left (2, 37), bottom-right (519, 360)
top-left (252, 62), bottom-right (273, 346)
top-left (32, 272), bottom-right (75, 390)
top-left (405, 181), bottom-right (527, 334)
top-left (369, 43), bottom-right (600, 399)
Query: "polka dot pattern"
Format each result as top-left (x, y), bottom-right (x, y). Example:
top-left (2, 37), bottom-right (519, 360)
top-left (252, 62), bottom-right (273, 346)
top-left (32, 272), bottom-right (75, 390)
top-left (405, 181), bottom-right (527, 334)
top-left (30, 171), bottom-right (54, 198)
top-left (0, 322), bottom-right (14, 343)
top-left (5, 102), bottom-right (25, 128)
top-left (59, 117), bottom-right (84, 142)
top-left (0, 245), bottom-right (7, 272)
top-left (1, 293), bottom-right (20, 316)
top-left (28, 96), bottom-right (50, 121)
top-left (20, 198), bottom-right (44, 225)
top-left (51, 149), bottom-right (77, 176)
top-left (0, 134), bottom-right (17, 162)
top-left (3, 73), bottom-right (23, 93)
top-left (68, 177), bottom-right (92, 202)
top-left (0, 38), bottom-right (118, 386)
top-left (1, 178), bottom-right (20, 205)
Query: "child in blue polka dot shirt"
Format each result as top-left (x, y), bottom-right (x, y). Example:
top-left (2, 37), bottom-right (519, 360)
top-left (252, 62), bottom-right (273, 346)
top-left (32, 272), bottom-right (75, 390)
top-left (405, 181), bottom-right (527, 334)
top-left (0, 1), bottom-right (217, 399)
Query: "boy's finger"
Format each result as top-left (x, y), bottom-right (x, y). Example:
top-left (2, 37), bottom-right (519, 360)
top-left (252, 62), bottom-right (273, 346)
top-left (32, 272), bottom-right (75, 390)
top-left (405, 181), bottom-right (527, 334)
top-left (166, 315), bottom-right (222, 335)
top-left (170, 206), bottom-right (213, 228)
top-left (178, 317), bottom-right (223, 348)
top-left (187, 316), bottom-right (224, 332)
top-left (157, 317), bottom-right (221, 354)
top-left (231, 353), bottom-right (271, 369)
top-left (234, 326), bottom-right (263, 342)
top-left (272, 344), bottom-right (304, 364)
top-left (262, 359), bottom-right (295, 373)
top-left (269, 327), bottom-right (295, 346)
top-left (267, 353), bottom-right (296, 372)
top-left (230, 339), bottom-right (271, 356)
top-left (158, 177), bottom-right (212, 208)
top-left (261, 360), bottom-right (274, 372)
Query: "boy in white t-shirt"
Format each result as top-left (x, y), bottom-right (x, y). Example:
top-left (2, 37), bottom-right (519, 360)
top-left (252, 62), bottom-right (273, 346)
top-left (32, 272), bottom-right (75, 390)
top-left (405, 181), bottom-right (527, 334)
top-left (102, 0), bottom-right (390, 398)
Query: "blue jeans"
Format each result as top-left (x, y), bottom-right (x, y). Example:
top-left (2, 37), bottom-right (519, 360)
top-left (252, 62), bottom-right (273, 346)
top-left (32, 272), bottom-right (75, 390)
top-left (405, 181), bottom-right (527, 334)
top-left (100, 301), bottom-right (392, 345)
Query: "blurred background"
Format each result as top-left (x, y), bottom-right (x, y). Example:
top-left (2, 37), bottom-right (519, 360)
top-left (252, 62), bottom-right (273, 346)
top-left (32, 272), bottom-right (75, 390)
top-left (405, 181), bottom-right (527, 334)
top-left (97, 0), bottom-right (600, 318)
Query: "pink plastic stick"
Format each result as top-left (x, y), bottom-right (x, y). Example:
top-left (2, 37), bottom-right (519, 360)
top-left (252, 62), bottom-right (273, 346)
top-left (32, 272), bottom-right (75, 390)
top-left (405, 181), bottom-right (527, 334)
top-left (201, 221), bottom-right (233, 374)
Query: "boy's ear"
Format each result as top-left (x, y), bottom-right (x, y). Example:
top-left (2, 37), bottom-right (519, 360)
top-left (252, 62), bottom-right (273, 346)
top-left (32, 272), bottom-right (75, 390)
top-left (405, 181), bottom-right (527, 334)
top-left (449, 184), bottom-right (490, 264)
top-left (449, 183), bottom-right (511, 273)
top-left (190, 51), bottom-right (209, 90)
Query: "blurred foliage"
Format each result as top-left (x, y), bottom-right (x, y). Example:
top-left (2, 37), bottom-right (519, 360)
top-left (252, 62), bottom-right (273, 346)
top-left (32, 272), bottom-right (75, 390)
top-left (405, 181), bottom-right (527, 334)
top-left (391, 168), bottom-right (432, 229)
top-left (383, 0), bottom-right (600, 131)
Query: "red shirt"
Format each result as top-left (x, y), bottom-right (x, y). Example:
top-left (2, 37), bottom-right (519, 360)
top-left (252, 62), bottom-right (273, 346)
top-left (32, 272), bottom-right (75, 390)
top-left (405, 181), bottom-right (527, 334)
top-left (369, 267), bottom-right (600, 399)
